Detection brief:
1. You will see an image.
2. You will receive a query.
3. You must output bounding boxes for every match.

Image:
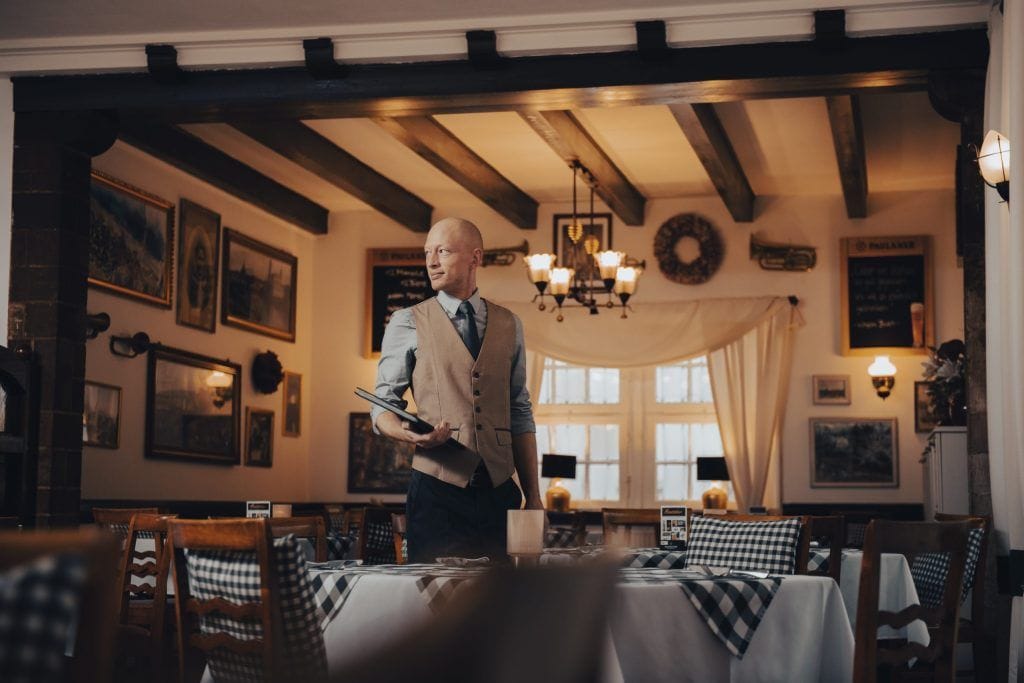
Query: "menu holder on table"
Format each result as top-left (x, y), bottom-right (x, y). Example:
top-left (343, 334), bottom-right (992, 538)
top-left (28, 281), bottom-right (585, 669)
top-left (660, 506), bottom-right (688, 550)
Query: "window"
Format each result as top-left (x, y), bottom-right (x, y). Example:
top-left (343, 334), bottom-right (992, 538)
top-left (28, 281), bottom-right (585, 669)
top-left (534, 356), bottom-right (723, 507)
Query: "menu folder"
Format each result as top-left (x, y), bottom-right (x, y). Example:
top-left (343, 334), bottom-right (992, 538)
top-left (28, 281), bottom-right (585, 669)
top-left (354, 388), bottom-right (464, 449)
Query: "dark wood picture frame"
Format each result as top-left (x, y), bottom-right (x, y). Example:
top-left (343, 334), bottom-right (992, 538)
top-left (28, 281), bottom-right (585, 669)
top-left (222, 228), bottom-right (298, 342)
top-left (552, 213), bottom-right (613, 286)
top-left (282, 371), bottom-right (301, 437)
top-left (245, 407), bottom-right (274, 467)
top-left (83, 380), bottom-right (121, 449)
top-left (145, 345), bottom-right (241, 465)
top-left (364, 247), bottom-right (431, 358)
top-left (88, 170), bottom-right (175, 308)
top-left (347, 412), bottom-right (415, 493)
top-left (809, 417), bottom-right (898, 488)
top-left (914, 381), bottom-right (940, 433)
top-left (176, 198), bottom-right (221, 332)
top-left (811, 374), bottom-right (851, 405)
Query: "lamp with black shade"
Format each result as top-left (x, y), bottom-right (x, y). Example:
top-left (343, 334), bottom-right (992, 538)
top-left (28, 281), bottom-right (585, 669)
top-left (541, 453), bottom-right (577, 512)
top-left (696, 456), bottom-right (730, 511)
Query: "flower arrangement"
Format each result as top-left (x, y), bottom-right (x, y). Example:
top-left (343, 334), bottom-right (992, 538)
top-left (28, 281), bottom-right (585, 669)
top-left (920, 338), bottom-right (966, 426)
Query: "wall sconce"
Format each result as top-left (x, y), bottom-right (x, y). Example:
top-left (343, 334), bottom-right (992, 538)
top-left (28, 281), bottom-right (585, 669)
top-left (84, 312), bottom-right (110, 340)
top-left (206, 371), bottom-right (234, 408)
top-left (867, 355), bottom-right (897, 399)
top-left (977, 129), bottom-right (1010, 202)
top-left (109, 332), bottom-right (151, 358)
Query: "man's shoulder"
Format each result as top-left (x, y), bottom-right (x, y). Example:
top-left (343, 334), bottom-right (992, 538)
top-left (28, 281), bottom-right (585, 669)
top-left (388, 298), bottom-right (438, 324)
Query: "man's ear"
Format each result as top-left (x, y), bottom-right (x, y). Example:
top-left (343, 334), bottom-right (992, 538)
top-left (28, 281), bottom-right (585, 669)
top-left (472, 248), bottom-right (483, 267)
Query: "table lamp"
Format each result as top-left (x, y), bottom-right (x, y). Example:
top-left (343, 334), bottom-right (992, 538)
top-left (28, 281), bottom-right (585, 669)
top-left (541, 453), bottom-right (577, 512)
top-left (696, 457), bottom-right (730, 510)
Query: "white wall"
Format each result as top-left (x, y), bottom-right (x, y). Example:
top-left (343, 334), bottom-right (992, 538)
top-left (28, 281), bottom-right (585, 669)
top-left (83, 141), bottom-right (316, 502)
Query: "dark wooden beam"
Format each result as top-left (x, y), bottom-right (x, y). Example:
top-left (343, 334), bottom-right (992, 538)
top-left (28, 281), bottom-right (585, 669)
top-left (145, 44), bottom-right (184, 85)
top-left (520, 110), bottom-right (646, 225)
top-left (232, 120), bottom-right (432, 232)
top-left (668, 103), bottom-right (755, 222)
top-left (636, 20), bottom-right (670, 62)
top-left (814, 10), bottom-right (847, 51)
top-left (13, 30), bottom-right (989, 122)
top-left (374, 116), bottom-right (537, 229)
top-left (118, 123), bottom-right (328, 234)
top-left (826, 94), bottom-right (868, 218)
top-left (466, 30), bottom-right (503, 69)
top-left (303, 38), bottom-right (347, 80)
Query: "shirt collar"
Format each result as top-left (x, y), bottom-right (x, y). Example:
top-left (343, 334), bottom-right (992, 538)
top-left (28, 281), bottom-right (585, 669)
top-left (437, 288), bottom-right (482, 317)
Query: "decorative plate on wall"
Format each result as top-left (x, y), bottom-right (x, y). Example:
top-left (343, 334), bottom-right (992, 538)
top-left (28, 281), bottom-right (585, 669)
top-left (653, 213), bottom-right (724, 285)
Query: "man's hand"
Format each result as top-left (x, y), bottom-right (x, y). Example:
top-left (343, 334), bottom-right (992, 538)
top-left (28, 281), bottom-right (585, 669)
top-left (523, 494), bottom-right (545, 510)
top-left (376, 412), bottom-right (452, 448)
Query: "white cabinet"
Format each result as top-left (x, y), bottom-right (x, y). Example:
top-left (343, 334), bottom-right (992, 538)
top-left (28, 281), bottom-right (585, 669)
top-left (924, 426), bottom-right (969, 517)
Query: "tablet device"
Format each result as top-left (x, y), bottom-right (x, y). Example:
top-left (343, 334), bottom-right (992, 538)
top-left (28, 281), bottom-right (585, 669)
top-left (355, 387), bottom-right (445, 434)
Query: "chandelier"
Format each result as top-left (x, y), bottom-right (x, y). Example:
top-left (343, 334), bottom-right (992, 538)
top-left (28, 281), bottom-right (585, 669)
top-left (524, 161), bottom-right (644, 321)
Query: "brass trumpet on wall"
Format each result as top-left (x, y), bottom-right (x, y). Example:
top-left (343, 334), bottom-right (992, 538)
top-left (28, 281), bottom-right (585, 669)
top-left (482, 239), bottom-right (530, 267)
top-left (749, 234), bottom-right (817, 271)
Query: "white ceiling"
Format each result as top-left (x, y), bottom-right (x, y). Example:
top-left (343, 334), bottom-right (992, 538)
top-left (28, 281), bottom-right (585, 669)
top-left (181, 91), bottom-right (958, 224)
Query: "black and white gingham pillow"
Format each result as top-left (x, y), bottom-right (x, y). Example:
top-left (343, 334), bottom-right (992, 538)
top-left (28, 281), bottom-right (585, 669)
top-left (185, 534), bottom-right (327, 683)
top-left (362, 520), bottom-right (396, 565)
top-left (0, 553), bottom-right (86, 683)
top-left (686, 516), bottom-right (803, 575)
top-left (544, 527), bottom-right (582, 549)
top-left (910, 527), bottom-right (984, 608)
top-left (326, 531), bottom-right (353, 561)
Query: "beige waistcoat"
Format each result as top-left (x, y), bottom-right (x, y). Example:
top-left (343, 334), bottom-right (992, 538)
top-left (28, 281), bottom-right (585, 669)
top-left (410, 297), bottom-right (516, 488)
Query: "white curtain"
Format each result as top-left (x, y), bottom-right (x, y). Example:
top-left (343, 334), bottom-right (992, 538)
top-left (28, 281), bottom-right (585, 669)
top-left (984, 3), bottom-right (1024, 680)
top-left (707, 303), bottom-right (798, 512)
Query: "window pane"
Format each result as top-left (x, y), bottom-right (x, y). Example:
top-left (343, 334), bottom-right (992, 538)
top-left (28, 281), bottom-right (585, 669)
top-left (588, 464), bottom-right (619, 500)
top-left (692, 423), bottom-right (723, 457)
top-left (589, 368), bottom-right (620, 404)
top-left (657, 464), bottom-right (688, 501)
top-left (656, 365), bottom-right (686, 403)
top-left (552, 424), bottom-right (586, 457)
top-left (535, 426), bottom-right (551, 455)
top-left (589, 425), bottom-right (619, 462)
top-left (538, 369), bottom-right (552, 404)
top-left (692, 363), bottom-right (713, 403)
top-left (655, 423), bottom-right (689, 462)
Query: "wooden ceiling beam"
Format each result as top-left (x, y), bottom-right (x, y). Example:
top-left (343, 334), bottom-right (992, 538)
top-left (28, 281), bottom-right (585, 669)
top-left (118, 122), bottom-right (328, 234)
top-left (520, 109), bottom-right (646, 226)
top-left (232, 120), bottom-right (433, 233)
top-left (668, 103), bottom-right (755, 222)
top-left (826, 94), bottom-right (868, 218)
top-left (374, 116), bottom-right (537, 229)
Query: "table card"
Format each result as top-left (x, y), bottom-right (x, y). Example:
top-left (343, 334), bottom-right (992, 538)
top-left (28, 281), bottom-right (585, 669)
top-left (661, 506), bottom-right (688, 550)
top-left (246, 500), bottom-right (271, 518)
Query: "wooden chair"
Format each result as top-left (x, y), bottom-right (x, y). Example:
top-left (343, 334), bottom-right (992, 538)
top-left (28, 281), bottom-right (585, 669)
top-left (323, 504), bottom-right (345, 533)
top-left (342, 507), bottom-right (365, 537)
top-left (601, 508), bottom-right (660, 548)
top-left (933, 512), bottom-right (993, 682)
top-left (267, 516), bottom-right (327, 562)
top-left (853, 520), bottom-right (971, 683)
top-left (92, 506), bottom-right (160, 539)
top-left (545, 510), bottom-right (589, 548)
top-left (391, 513), bottom-right (407, 564)
top-left (806, 515), bottom-right (846, 584)
top-left (0, 528), bottom-right (120, 683)
top-left (359, 507), bottom-right (397, 564)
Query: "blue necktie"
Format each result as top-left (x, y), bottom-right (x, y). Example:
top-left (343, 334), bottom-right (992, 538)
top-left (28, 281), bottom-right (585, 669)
top-left (458, 301), bottom-right (481, 359)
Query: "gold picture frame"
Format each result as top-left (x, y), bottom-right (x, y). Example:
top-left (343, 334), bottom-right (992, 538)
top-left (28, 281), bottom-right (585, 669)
top-left (364, 248), bottom-right (431, 358)
top-left (222, 229), bottom-right (298, 342)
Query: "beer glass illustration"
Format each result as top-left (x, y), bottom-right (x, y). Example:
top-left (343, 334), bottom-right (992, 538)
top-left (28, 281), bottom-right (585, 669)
top-left (910, 302), bottom-right (925, 347)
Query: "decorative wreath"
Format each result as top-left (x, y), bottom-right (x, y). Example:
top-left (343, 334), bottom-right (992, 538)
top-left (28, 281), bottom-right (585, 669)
top-left (653, 213), bottom-right (725, 285)
top-left (251, 350), bottom-right (284, 394)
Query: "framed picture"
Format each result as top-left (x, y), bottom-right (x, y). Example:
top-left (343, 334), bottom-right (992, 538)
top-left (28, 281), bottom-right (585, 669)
top-left (83, 381), bottom-right (121, 449)
top-left (914, 381), bottom-right (940, 433)
top-left (812, 374), bottom-right (851, 405)
top-left (840, 235), bottom-right (934, 356)
top-left (282, 371), bottom-right (301, 437)
top-left (145, 345), bottom-right (241, 465)
top-left (810, 417), bottom-right (898, 487)
top-left (176, 198), bottom-right (221, 332)
top-left (222, 229), bottom-right (298, 342)
top-left (245, 408), bottom-right (274, 467)
top-left (348, 412), bottom-right (415, 493)
top-left (89, 171), bottom-right (175, 307)
top-left (552, 213), bottom-right (613, 286)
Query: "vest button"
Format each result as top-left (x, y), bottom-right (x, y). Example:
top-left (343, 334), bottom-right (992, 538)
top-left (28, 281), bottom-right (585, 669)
top-left (472, 372), bottom-right (480, 379)
top-left (474, 390), bottom-right (481, 396)
top-left (476, 423), bottom-right (483, 430)
top-left (475, 406), bottom-right (481, 413)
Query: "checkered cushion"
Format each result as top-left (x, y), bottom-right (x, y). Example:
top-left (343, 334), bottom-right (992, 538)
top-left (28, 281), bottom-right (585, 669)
top-left (362, 520), bottom-right (395, 565)
top-left (910, 527), bottom-right (984, 609)
top-left (185, 534), bottom-right (327, 683)
top-left (845, 522), bottom-right (867, 548)
top-left (326, 531), bottom-right (353, 561)
top-left (686, 516), bottom-right (803, 575)
top-left (544, 527), bottom-right (582, 549)
top-left (0, 553), bottom-right (86, 683)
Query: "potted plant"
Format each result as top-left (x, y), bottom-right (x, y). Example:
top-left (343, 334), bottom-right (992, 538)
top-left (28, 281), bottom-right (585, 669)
top-left (920, 339), bottom-right (966, 426)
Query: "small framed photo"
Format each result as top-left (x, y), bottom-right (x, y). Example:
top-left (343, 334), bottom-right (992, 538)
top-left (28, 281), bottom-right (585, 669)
top-left (810, 417), bottom-right (898, 488)
top-left (245, 408), bottom-right (274, 467)
top-left (176, 198), bottom-right (221, 333)
top-left (83, 381), bottom-right (121, 449)
top-left (222, 229), bottom-right (298, 342)
top-left (282, 371), bottom-right (301, 437)
top-left (812, 375), bottom-right (851, 405)
top-left (914, 381), bottom-right (939, 433)
top-left (552, 213), bottom-right (613, 286)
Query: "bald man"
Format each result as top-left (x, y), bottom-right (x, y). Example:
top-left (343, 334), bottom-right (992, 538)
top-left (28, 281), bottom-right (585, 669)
top-left (372, 217), bottom-right (543, 562)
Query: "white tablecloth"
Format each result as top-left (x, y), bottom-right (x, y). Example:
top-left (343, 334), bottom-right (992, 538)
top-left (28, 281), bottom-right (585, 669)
top-left (835, 550), bottom-right (929, 645)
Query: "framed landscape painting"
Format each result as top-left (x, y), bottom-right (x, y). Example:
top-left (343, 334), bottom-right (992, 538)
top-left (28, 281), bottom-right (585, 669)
top-left (83, 381), bottom-right (121, 449)
top-left (347, 412), bottom-right (414, 493)
top-left (222, 229), bottom-right (297, 342)
top-left (89, 171), bottom-right (175, 307)
top-left (176, 198), bottom-right (221, 332)
top-left (914, 381), bottom-right (940, 433)
top-left (812, 375), bottom-right (851, 405)
top-left (810, 417), bottom-right (898, 487)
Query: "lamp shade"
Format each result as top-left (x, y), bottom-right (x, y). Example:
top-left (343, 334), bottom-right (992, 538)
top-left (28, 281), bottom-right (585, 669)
top-left (696, 457), bottom-right (730, 481)
top-left (541, 453), bottom-right (577, 479)
top-left (978, 129), bottom-right (1010, 185)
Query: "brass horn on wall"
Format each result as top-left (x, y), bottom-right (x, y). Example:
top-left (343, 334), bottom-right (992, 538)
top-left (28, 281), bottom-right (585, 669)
top-left (749, 234), bottom-right (817, 271)
top-left (482, 239), bottom-right (530, 267)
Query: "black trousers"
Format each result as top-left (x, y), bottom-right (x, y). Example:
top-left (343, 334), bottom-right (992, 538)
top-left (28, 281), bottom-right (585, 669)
top-left (406, 468), bottom-right (523, 563)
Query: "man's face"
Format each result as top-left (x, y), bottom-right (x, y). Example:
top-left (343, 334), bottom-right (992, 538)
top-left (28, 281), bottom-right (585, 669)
top-left (424, 225), bottom-right (479, 295)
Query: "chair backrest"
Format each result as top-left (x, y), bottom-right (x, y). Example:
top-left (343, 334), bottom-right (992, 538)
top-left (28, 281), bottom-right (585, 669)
top-left (267, 516), bottom-right (327, 562)
top-left (853, 520), bottom-right (971, 683)
top-left (806, 515), bottom-right (845, 583)
top-left (323, 505), bottom-right (345, 533)
top-left (928, 514), bottom-right (989, 613)
top-left (601, 508), bottom-right (659, 548)
top-left (93, 507), bottom-right (161, 539)
top-left (545, 511), bottom-right (589, 549)
top-left (0, 528), bottom-right (120, 683)
top-left (168, 518), bottom-right (327, 683)
top-left (391, 513), bottom-right (407, 565)
top-left (686, 513), bottom-right (810, 575)
top-left (116, 514), bottom-right (175, 638)
top-left (360, 507), bottom-right (397, 565)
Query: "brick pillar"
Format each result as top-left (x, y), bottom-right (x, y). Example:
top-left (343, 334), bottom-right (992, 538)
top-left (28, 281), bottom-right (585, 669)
top-left (9, 111), bottom-right (116, 528)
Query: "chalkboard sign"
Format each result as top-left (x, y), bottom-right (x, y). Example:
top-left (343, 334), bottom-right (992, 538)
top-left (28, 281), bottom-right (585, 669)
top-left (364, 248), bottom-right (432, 358)
top-left (840, 235), bottom-right (933, 356)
